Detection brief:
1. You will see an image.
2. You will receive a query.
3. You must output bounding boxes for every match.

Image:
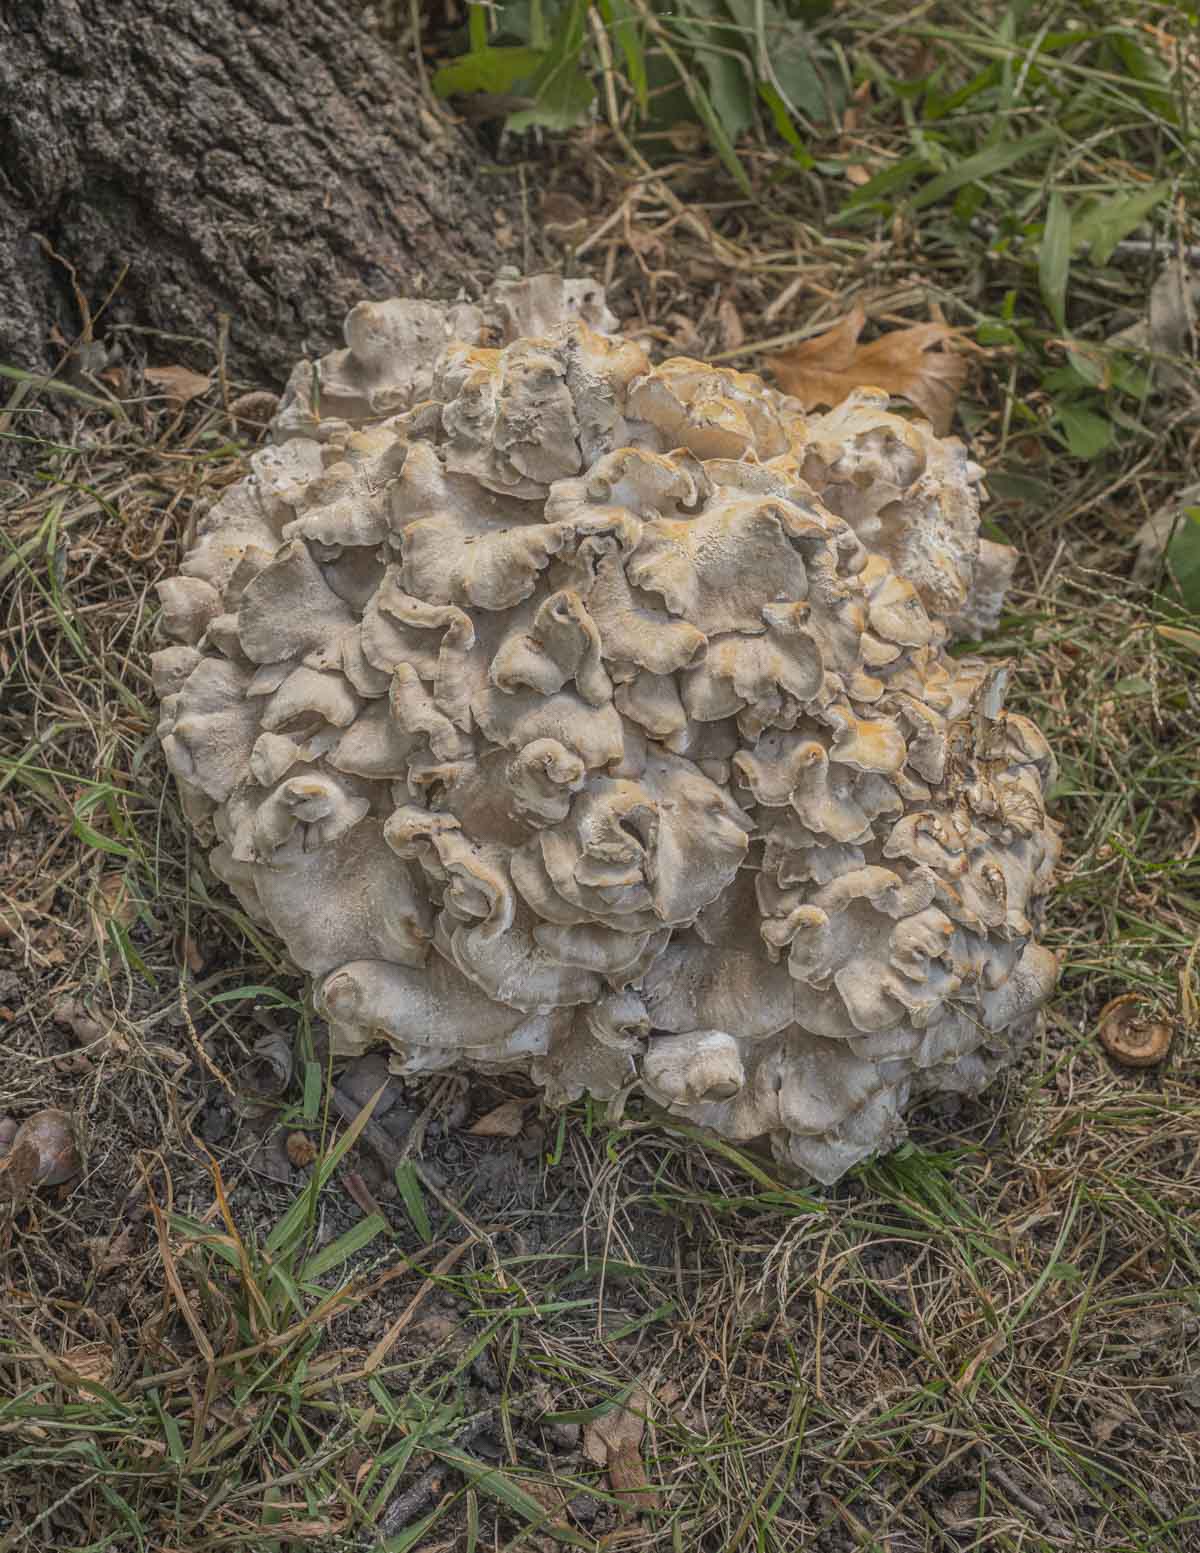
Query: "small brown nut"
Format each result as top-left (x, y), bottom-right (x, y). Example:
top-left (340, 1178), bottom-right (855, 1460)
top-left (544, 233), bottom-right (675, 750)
top-left (8, 1109), bottom-right (81, 1185)
top-left (1096, 994), bottom-right (1173, 1068)
top-left (285, 1131), bottom-right (318, 1168)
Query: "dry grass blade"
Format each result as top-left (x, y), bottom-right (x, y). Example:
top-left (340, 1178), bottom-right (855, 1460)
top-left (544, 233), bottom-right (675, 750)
top-left (770, 303), bottom-right (968, 433)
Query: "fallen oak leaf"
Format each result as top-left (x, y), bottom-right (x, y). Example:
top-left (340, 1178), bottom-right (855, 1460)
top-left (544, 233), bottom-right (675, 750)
top-left (770, 304), bottom-right (967, 435)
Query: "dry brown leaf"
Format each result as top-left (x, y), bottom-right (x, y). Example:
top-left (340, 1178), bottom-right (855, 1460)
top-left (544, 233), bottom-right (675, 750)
top-left (145, 364), bottom-right (212, 406)
top-left (55, 1342), bottom-right (114, 1390)
top-left (0, 1140), bottom-right (40, 1196)
top-left (582, 1384), bottom-right (658, 1518)
top-left (175, 930), bottom-right (206, 974)
top-left (468, 1099), bottom-right (530, 1137)
top-left (718, 295), bottom-right (745, 353)
top-left (609, 1440), bottom-right (658, 1511)
top-left (1107, 259), bottom-right (1200, 396)
top-left (88, 1225), bottom-right (137, 1275)
top-left (90, 871), bottom-right (136, 957)
top-left (770, 304), bottom-right (967, 435)
top-left (341, 1168), bottom-right (385, 1219)
top-left (52, 996), bottom-right (130, 1059)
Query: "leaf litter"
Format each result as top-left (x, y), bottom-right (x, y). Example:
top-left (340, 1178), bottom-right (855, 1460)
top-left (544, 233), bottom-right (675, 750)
top-left (770, 303), bottom-right (968, 433)
top-left (582, 1383), bottom-right (659, 1519)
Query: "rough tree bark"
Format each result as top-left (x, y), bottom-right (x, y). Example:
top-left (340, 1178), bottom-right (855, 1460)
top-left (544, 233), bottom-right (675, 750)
top-left (0, 0), bottom-right (518, 387)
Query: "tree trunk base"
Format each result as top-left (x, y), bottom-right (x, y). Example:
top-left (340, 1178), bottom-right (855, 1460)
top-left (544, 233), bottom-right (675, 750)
top-left (0, 0), bottom-right (523, 387)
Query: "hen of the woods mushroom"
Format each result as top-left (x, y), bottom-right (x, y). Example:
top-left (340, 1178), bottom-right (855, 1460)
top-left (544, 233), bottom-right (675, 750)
top-left (154, 275), bottom-right (1060, 1183)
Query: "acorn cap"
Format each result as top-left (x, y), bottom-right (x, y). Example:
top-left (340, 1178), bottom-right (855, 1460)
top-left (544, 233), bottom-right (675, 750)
top-left (1096, 994), bottom-right (1173, 1068)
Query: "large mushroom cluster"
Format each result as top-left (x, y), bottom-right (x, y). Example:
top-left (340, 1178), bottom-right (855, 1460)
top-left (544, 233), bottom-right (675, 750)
top-left (155, 275), bottom-right (1060, 1182)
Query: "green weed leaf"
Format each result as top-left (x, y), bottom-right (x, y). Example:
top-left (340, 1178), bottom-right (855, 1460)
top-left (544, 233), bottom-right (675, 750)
top-left (721, 0), bottom-right (828, 121)
top-left (676, 0), bottom-right (756, 144)
top-left (1053, 402), bottom-right (1113, 460)
top-left (265, 1083), bottom-right (389, 1259)
top-left (1071, 181), bottom-right (1171, 266)
top-left (770, 22), bottom-right (829, 122)
top-left (835, 154), bottom-right (930, 218)
top-left (507, 0), bottom-right (596, 132)
top-left (394, 1161), bottom-right (433, 1242)
top-left (432, 45), bottom-right (545, 98)
top-left (758, 81), bottom-right (814, 163)
top-left (599, 0), bottom-right (647, 111)
top-left (908, 129), bottom-right (1056, 212)
top-left (1039, 192), bottom-right (1071, 333)
top-left (1167, 508), bottom-right (1200, 614)
top-left (431, 1448), bottom-right (594, 1545)
top-left (686, 74), bottom-right (753, 193)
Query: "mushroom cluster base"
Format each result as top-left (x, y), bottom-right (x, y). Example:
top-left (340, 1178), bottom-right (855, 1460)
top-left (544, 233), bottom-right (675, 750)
top-left (155, 275), bottom-right (1060, 1183)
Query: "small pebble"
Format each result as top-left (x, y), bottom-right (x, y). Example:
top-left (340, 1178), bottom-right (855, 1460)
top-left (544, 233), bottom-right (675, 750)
top-left (567, 1493), bottom-right (599, 1525)
top-left (471, 1352), bottom-right (501, 1391)
top-left (200, 1103), bottom-right (230, 1144)
top-left (249, 1133), bottom-right (293, 1184)
top-left (337, 1052), bottom-right (399, 1116)
top-left (381, 1105), bottom-right (418, 1142)
top-left (518, 1122), bottom-right (545, 1160)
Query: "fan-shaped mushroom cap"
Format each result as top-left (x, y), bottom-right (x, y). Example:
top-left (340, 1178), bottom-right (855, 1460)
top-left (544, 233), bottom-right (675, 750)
top-left (150, 645), bottom-right (203, 698)
top-left (157, 273), bottom-right (1060, 1182)
top-left (157, 577), bottom-right (222, 646)
top-left (643, 1029), bottom-right (745, 1107)
top-left (249, 819), bottom-right (433, 975)
top-left (157, 657), bottom-right (260, 802)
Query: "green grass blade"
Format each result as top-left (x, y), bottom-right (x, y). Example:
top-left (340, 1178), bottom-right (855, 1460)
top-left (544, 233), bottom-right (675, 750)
top-left (908, 128), bottom-right (1057, 210)
top-left (301, 1213), bottom-right (390, 1282)
top-left (394, 1162), bottom-right (433, 1243)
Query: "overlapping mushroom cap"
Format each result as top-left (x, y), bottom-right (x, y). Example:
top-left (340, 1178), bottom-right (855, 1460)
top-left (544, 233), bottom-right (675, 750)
top-left (155, 274), bottom-right (1060, 1183)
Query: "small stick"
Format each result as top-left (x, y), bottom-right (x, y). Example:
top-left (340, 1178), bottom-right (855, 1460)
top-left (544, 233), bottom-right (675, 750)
top-left (372, 1409), bottom-right (499, 1543)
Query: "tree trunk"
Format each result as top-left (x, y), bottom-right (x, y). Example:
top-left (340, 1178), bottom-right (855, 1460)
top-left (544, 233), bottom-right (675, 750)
top-left (0, 0), bottom-right (517, 387)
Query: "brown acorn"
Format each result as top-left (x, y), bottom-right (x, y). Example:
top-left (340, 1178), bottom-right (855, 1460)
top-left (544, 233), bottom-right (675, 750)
top-left (1095, 995), bottom-right (1173, 1069)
